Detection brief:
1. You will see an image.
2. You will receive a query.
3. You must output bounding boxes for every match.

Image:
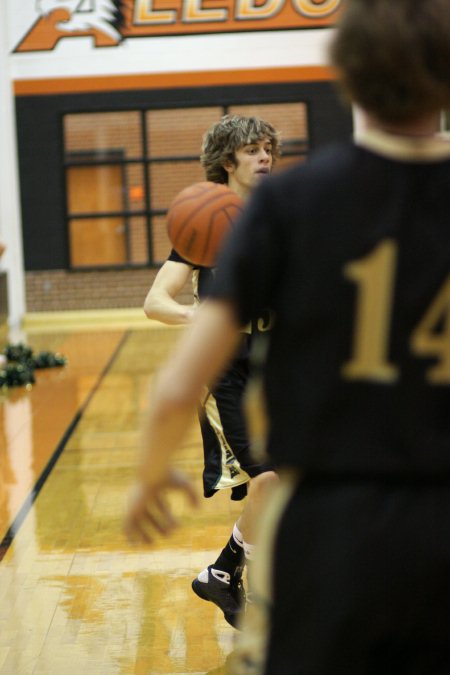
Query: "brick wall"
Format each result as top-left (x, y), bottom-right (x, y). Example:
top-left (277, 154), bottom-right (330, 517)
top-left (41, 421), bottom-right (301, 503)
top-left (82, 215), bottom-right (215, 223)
top-left (25, 268), bottom-right (193, 312)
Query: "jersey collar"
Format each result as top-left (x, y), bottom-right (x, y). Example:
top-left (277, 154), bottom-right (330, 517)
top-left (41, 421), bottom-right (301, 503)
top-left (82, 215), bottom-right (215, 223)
top-left (354, 127), bottom-right (450, 163)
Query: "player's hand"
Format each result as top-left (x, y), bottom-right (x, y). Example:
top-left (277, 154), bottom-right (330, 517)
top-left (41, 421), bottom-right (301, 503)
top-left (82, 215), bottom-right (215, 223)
top-left (124, 468), bottom-right (199, 544)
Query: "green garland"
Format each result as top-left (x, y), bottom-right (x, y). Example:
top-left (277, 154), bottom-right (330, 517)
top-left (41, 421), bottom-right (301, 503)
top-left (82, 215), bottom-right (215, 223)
top-left (0, 343), bottom-right (67, 389)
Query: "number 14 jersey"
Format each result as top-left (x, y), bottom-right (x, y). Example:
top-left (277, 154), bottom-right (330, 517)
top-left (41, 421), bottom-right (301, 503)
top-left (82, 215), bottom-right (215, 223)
top-left (212, 129), bottom-right (450, 477)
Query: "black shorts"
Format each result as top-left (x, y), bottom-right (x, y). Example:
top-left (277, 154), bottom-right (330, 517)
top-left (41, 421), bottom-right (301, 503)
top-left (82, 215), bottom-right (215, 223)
top-left (264, 478), bottom-right (450, 675)
top-left (199, 361), bottom-right (273, 501)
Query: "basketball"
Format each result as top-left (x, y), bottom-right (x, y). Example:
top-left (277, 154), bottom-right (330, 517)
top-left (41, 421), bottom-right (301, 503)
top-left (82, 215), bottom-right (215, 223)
top-left (167, 181), bottom-right (244, 267)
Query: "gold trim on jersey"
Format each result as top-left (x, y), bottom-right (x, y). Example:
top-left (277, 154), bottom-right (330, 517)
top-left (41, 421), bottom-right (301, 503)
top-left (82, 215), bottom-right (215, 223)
top-left (192, 268), bottom-right (201, 307)
top-left (355, 128), bottom-right (450, 163)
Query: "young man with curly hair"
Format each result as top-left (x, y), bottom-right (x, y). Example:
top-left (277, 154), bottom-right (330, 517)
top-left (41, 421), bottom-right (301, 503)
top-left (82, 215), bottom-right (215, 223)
top-left (142, 114), bottom-right (280, 629)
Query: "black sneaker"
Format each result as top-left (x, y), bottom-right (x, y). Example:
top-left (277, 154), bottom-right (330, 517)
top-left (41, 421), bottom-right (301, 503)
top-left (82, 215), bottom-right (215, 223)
top-left (192, 565), bottom-right (245, 628)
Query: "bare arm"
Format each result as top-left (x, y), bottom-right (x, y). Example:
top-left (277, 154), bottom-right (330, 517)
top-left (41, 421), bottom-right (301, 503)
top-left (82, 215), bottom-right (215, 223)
top-left (125, 299), bottom-right (242, 543)
top-left (143, 260), bottom-right (195, 325)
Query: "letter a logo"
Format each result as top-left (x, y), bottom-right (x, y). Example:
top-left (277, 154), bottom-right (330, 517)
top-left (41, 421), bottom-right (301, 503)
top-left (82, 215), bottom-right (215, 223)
top-left (14, 0), bottom-right (125, 52)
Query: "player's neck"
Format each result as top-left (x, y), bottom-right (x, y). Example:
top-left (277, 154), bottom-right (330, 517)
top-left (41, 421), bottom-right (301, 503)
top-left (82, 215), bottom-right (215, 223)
top-left (356, 109), bottom-right (442, 139)
top-left (227, 178), bottom-right (250, 202)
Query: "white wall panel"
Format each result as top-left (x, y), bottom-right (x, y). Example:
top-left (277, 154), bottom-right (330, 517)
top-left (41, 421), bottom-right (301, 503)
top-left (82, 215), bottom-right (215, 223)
top-left (10, 29), bottom-right (334, 80)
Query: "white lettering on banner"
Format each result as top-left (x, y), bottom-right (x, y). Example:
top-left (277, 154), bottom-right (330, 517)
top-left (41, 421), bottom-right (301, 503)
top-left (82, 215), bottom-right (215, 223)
top-left (134, 0), bottom-right (176, 24)
top-left (183, 0), bottom-right (227, 23)
top-left (292, 0), bottom-right (341, 18)
top-left (134, 0), bottom-right (341, 25)
top-left (236, 0), bottom-right (281, 21)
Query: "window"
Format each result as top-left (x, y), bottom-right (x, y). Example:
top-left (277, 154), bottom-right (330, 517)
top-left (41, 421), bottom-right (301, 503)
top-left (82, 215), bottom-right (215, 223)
top-left (63, 103), bottom-right (308, 269)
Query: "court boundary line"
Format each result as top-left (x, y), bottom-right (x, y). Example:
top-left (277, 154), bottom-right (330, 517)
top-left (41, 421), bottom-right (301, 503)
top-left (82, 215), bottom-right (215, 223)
top-left (0, 330), bottom-right (131, 563)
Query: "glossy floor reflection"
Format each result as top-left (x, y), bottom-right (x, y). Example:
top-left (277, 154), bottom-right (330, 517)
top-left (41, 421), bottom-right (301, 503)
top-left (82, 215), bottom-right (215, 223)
top-left (0, 325), bottom-right (240, 674)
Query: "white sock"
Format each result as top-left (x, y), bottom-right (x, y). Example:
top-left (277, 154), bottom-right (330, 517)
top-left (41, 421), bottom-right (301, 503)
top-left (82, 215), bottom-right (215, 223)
top-left (243, 541), bottom-right (255, 561)
top-left (232, 523), bottom-right (244, 549)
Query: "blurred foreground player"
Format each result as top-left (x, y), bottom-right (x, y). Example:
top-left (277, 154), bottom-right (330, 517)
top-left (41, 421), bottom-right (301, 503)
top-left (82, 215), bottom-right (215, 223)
top-left (142, 115), bottom-right (280, 628)
top-left (126, 0), bottom-right (450, 671)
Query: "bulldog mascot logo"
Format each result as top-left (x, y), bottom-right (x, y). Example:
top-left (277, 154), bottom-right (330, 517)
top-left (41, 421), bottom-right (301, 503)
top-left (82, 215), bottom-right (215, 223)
top-left (15, 0), bottom-right (124, 51)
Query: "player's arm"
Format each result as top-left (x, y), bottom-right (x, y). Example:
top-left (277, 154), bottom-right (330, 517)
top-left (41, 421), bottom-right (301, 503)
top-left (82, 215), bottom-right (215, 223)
top-left (124, 299), bottom-right (242, 544)
top-left (143, 260), bottom-right (195, 325)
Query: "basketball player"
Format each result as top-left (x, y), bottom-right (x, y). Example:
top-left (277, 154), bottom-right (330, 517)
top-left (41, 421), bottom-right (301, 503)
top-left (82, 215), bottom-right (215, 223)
top-left (142, 115), bottom-right (280, 628)
top-left (126, 0), bottom-right (450, 670)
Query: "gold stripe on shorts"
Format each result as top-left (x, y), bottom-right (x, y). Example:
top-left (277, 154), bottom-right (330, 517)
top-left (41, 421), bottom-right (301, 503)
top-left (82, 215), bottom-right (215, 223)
top-left (203, 392), bottom-right (251, 490)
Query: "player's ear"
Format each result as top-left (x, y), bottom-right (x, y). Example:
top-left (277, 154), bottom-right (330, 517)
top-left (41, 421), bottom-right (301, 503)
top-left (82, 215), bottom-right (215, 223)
top-left (223, 159), bottom-right (235, 175)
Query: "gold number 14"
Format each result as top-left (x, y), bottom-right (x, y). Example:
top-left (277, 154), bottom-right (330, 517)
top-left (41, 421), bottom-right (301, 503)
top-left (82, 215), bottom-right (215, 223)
top-left (342, 239), bottom-right (450, 384)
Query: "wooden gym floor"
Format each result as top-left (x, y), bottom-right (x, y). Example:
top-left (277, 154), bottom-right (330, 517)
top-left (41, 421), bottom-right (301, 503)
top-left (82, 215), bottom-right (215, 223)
top-left (0, 314), bottom-right (242, 674)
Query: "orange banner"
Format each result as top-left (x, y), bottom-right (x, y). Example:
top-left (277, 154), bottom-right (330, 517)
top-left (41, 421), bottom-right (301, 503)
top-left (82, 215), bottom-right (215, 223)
top-left (15, 0), bottom-right (342, 52)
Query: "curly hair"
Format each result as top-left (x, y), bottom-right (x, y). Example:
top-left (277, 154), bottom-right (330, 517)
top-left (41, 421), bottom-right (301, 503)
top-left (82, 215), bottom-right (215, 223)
top-left (200, 115), bottom-right (281, 184)
top-left (329, 0), bottom-right (450, 124)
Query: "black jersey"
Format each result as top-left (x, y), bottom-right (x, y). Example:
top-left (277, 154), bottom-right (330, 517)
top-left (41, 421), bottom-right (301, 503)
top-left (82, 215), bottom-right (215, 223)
top-left (168, 248), bottom-right (214, 303)
top-left (212, 130), bottom-right (450, 477)
top-left (168, 247), bottom-right (273, 367)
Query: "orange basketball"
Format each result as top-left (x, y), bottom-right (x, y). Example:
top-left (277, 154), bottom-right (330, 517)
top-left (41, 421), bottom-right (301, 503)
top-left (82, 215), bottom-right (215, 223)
top-left (167, 181), bottom-right (244, 267)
